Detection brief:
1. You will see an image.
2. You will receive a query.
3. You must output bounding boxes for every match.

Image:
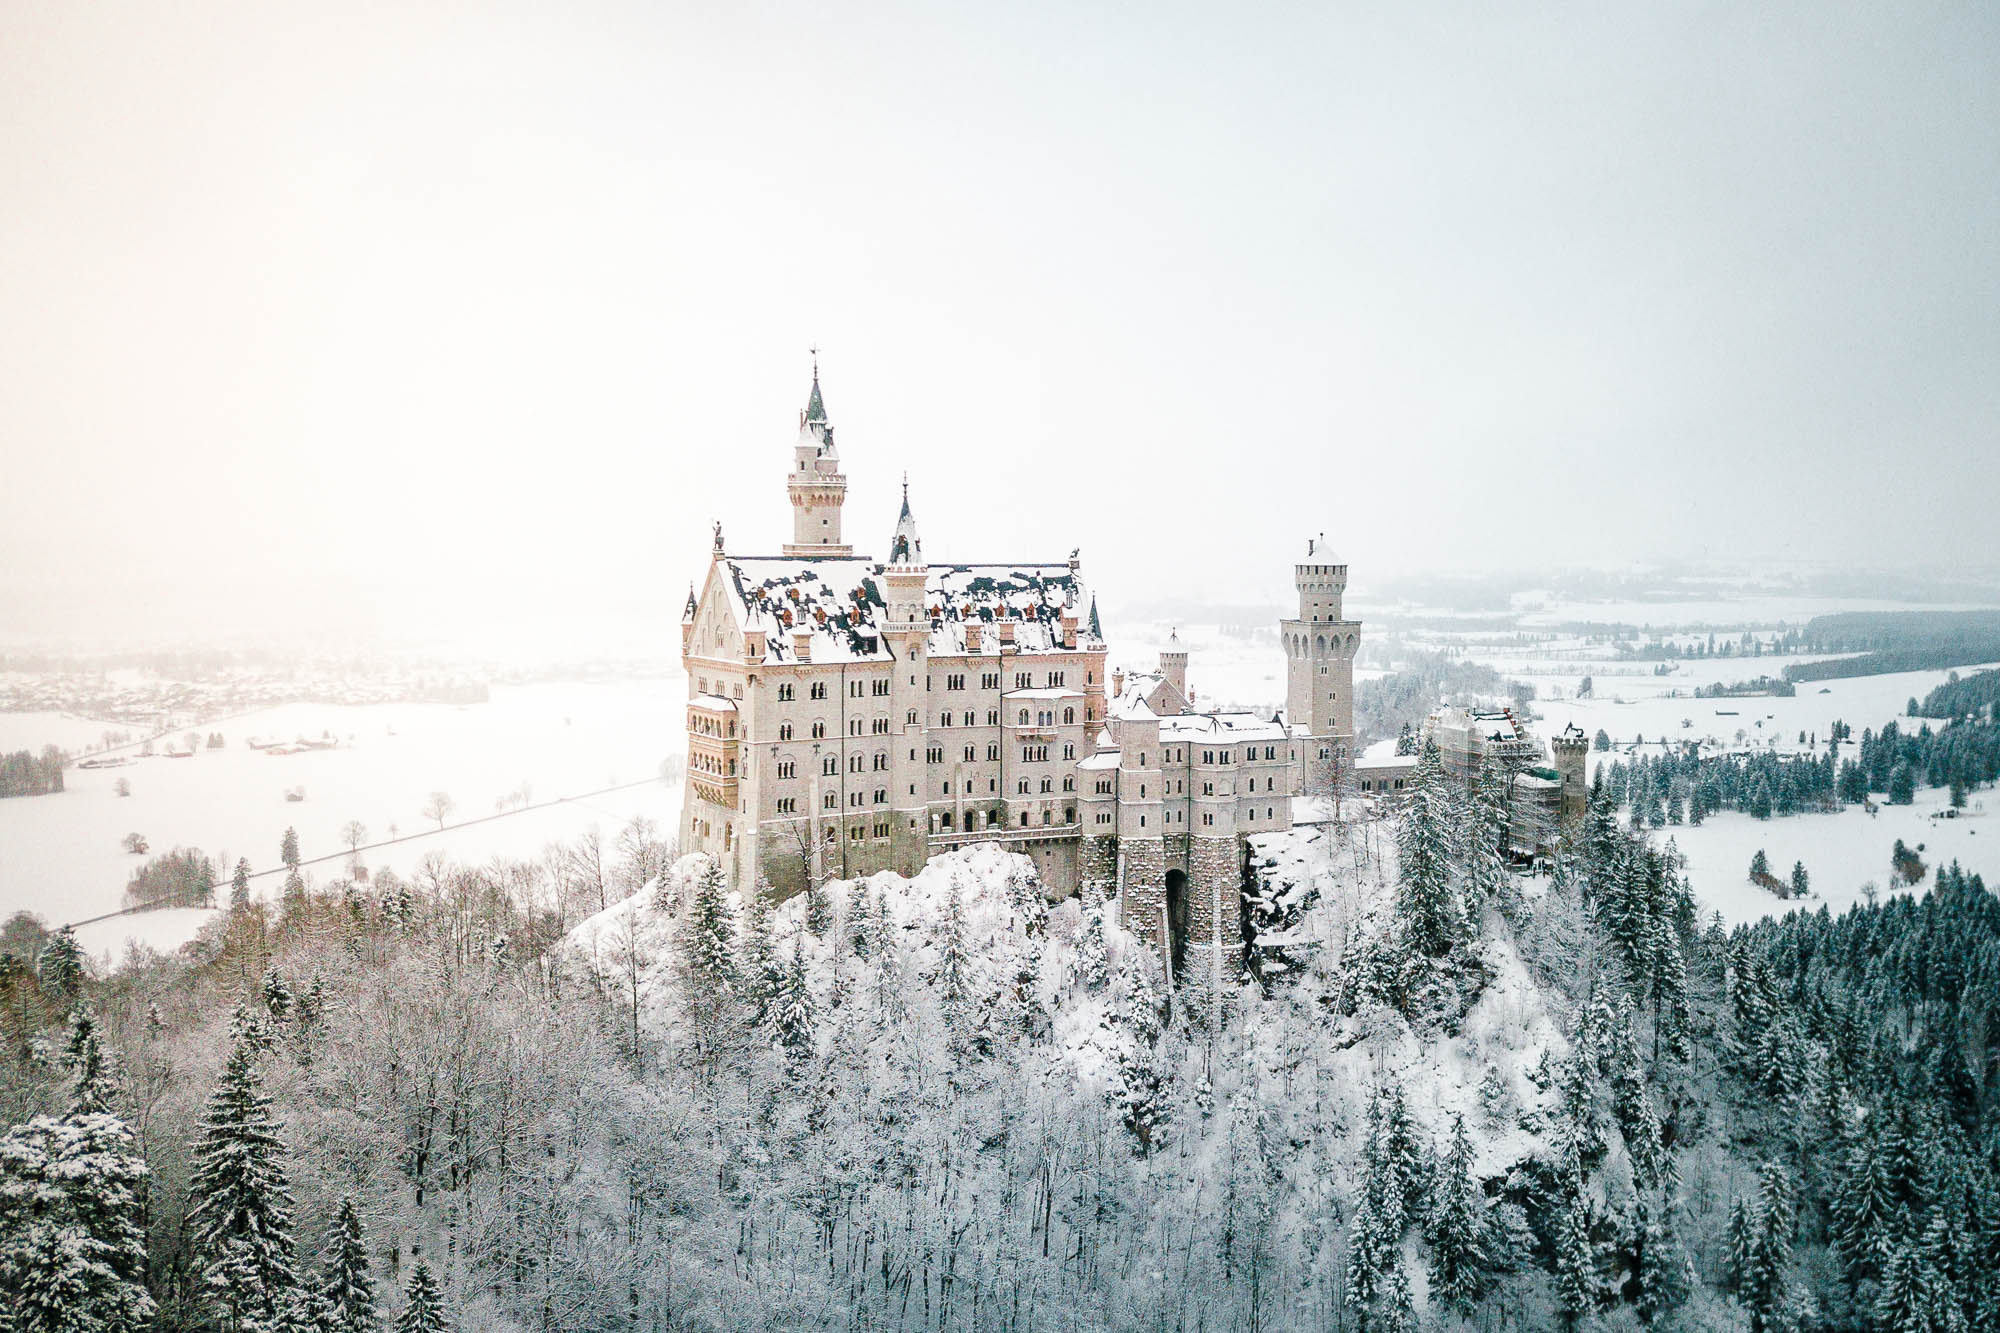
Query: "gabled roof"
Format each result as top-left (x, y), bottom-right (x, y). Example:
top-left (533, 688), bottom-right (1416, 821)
top-left (715, 556), bottom-right (1089, 665)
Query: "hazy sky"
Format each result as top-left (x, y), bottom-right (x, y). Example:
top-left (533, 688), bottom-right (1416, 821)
top-left (4, 2), bottom-right (1996, 649)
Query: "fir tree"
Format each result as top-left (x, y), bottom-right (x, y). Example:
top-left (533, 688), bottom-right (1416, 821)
top-left (0, 1014), bottom-right (155, 1332)
top-left (189, 1016), bottom-right (297, 1329)
top-left (262, 968), bottom-right (293, 1021)
top-left (395, 1262), bottom-right (448, 1333)
top-left (1552, 1158), bottom-right (1597, 1329)
top-left (232, 857), bottom-right (252, 909)
top-left (768, 935), bottom-right (816, 1078)
top-left (1107, 960), bottom-right (1166, 1155)
top-left (280, 826), bottom-right (300, 871)
top-left (1395, 738), bottom-right (1462, 957)
top-left (677, 858), bottom-right (736, 993)
top-left (1788, 861), bottom-right (1810, 899)
top-left (1425, 1114), bottom-right (1489, 1314)
top-left (322, 1197), bottom-right (378, 1333)
top-left (37, 926), bottom-right (84, 999)
top-left (802, 874), bottom-right (832, 939)
top-left (1749, 848), bottom-right (1770, 881)
top-left (1075, 878), bottom-right (1111, 993)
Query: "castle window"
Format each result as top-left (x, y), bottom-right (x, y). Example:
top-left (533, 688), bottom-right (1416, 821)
top-left (1048, 671), bottom-right (1065, 687)
top-left (1063, 742), bottom-right (1075, 760)
top-left (874, 752), bottom-right (888, 770)
top-left (986, 709), bottom-right (999, 725)
top-left (1139, 784), bottom-right (1146, 798)
top-left (849, 719), bottom-right (862, 736)
top-left (874, 789), bottom-right (886, 804)
top-left (989, 779), bottom-right (996, 792)
top-left (1018, 709), bottom-right (1030, 724)
top-left (1042, 809), bottom-right (1052, 824)
top-left (1016, 672), bottom-right (1031, 689)
top-left (1203, 813), bottom-right (1214, 826)
top-left (1062, 776), bottom-right (1074, 791)
top-left (777, 761), bottom-right (796, 779)
top-left (962, 711), bottom-right (975, 726)
top-left (811, 681), bottom-right (827, 700)
top-left (777, 797), bottom-right (796, 813)
top-left (849, 754), bottom-right (863, 773)
top-left (777, 683), bottom-right (794, 702)
top-left (873, 679), bottom-right (890, 696)
top-left (944, 781), bottom-right (952, 795)
top-left (1020, 812), bottom-right (1029, 827)
top-left (981, 672), bottom-right (999, 690)
top-left (947, 673), bottom-right (965, 690)
top-left (940, 812), bottom-right (954, 831)
top-left (907, 709), bottom-right (918, 725)
top-left (986, 743), bottom-right (999, 760)
top-left (926, 746), bottom-right (944, 763)
top-left (1040, 778), bottom-right (1052, 793)
top-left (812, 721), bottom-right (826, 739)
top-left (779, 723), bottom-right (793, 741)
top-left (1139, 815), bottom-right (1146, 827)
top-left (1204, 782), bottom-right (1214, 796)
top-left (963, 745), bottom-right (976, 761)
top-left (1064, 807), bottom-right (1074, 823)
top-left (1063, 707), bottom-right (1075, 725)
top-left (823, 757), bottom-right (838, 775)
top-left (939, 712), bottom-right (951, 727)
top-left (823, 792), bottom-right (837, 809)
top-left (873, 718), bottom-right (889, 734)
top-left (1017, 779), bottom-right (1030, 794)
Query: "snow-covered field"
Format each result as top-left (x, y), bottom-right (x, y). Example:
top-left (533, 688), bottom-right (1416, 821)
top-left (1666, 785), bottom-right (1991, 927)
top-left (1, 679), bottom-right (684, 960)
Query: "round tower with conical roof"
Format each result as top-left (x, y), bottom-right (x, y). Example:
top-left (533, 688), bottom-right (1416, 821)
top-left (783, 359), bottom-right (852, 557)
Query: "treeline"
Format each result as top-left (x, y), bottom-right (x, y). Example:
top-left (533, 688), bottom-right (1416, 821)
top-left (1782, 609), bottom-right (2000, 683)
top-left (1600, 714), bottom-right (2000, 824)
top-left (1599, 745), bottom-right (1841, 823)
top-left (1912, 667), bottom-right (2000, 722)
top-left (0, 745), bottom-right (64, 797)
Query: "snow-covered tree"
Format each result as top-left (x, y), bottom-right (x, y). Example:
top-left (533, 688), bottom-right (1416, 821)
top-left (1395, 738), bottom-right (1462, 956)
top-left (1075, 878), bottom-right (1110, 993)
top-left (189, 1015), bottom-right (298, 1328)
top-left (768, 936), bottom-right (816, 1079)
top-left (37, 926), bottom-right (84, 999)
top-left (1425, 1114), bottom-right (1489, 1314)
top-left (0, 1010), bottom-right (154, 1333)
top-left (322, 1196), bottom-right (378, 1333)
top-left (677, 857), bottom-right (736, 994)
top-left (394, 1261), bottom-right (449, 1333)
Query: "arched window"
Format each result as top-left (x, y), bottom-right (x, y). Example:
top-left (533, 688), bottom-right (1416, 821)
top-left (1062, 707), bottom-right (1075, 724)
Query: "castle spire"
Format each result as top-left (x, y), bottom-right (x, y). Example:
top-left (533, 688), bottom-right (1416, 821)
top-left (1088, 594), bottom-right (1103, 641)
top-left (804, 348), bottom-right (827, 425)
top-left (889, 473), bottom-right (922, 565)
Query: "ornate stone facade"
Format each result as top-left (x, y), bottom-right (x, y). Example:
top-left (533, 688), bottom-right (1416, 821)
top-left (679, 369), bottom-right (1363, 984)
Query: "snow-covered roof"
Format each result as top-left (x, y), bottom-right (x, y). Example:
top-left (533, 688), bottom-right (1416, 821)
top-left (1005, 687), bottom-right (1084, 700)
top-left (720, 556), bottom-right (1087, 665)
top-left (1076, 751), bottom-right (1122, 771)
top-left (688, 693), bottom-right (737, 711)
top-left (1159, 711), bottom-right (1289, 744)
top-left (1355, 753), bottom-right (1418, 771)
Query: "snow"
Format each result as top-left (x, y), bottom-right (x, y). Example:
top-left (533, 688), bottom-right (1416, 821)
top-left (1, 679), bottom-right (682, 959)
top-left (1666, 784), bottom-right (1994, 926)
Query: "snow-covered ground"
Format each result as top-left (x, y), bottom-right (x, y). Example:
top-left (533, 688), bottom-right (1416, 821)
top-left (1, 679), bottom-right (684, 960)
top-left (1665, 784), bottom-right (1991, 927)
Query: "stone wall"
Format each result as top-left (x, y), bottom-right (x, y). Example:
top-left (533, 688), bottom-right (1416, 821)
top-left (1184, 834), bottom-right (1245, 978)
top-left (1119, 836), bottom-right (1167, 950)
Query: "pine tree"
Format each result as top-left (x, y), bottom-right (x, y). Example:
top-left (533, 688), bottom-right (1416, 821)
top-left (280, 827), bottom-right (300, 870)
top-left (1075, 878), bottom-right (1110, 993)
top-left (935, 876), bottom-right (971, 1023)
top-left (1425, 1115), bottom-right (1489, 1314)
top-left (1788, 861), bottom-right (1809, 899)
top-left (1552, 1158), bottom-right (1597, 1329)
top-left (677, 857), bottom-right (736, 992)
top-left (37, 926), bottom-right (84, 999)
top-left (769, 935), bottom-right (816, 1078)
top-left (1739, 1162), bottom-right (1794, 1333)
top-left (0, 1012), bottom-right (155, 1332)
top-left (1749, 848), bottom-right (1770, 881)
top-left (844, 879), bottom-right (871, 957)
top-left (1631, 1187), bottom-right (1692, 1324)
top-left (232, 857), bottom-right (252, 909)
top-left (189, 1016), bottom-right (297, 1328)
top-left (395, 1262), bottom-right (448, 1333)
top-left (1889, 761), bottom-right (1916, 805)
top-left (739, 889), bottom-right (779, 1021)
top-left (802, 874), bottom-right (832, 939)
top-left (1395, 738), bottom-right (1462, 956)
top-left (322, 1197), bottom-right (378, 1333)
top-left (1107, 960), bottom-right (1166, 1155)
top-left (262, 967), bottom-right (294, 1021)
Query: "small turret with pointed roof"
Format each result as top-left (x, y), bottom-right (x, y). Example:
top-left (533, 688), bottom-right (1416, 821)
top-left (889, 474), bottom-right (923, 566)
top-left (1088, 595), bottom-right (1104, 642)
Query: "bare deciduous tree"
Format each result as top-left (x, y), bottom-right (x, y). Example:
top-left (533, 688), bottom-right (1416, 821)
top-left (422, 790), bottom-right (455, 830)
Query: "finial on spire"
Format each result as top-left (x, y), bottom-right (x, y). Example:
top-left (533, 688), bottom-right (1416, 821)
top-left (711, 519), bottom-right (724, 554)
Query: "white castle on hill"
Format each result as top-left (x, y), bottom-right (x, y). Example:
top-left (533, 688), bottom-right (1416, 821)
top-left (679, 365), bottom-right (1364, 980)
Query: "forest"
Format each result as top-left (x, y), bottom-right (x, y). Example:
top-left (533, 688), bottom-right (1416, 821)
top-left (0, 746), bottom-right (66, 798)
top-left (2, 738), bottom-right (1997, 1332)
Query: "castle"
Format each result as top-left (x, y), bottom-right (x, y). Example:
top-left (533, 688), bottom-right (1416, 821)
top-left (679, 367), bottom-right (1361, 982)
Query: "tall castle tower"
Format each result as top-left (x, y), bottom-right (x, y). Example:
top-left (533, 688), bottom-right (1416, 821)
top-left (1282, 534), bottom-right (1361, 795)
top-left (782, 361), bottom-right (852, 557)
top-left (1551, 724), bottom-right (1590, 826)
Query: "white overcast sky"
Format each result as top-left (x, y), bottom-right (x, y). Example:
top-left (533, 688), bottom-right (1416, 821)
top-left (3, 1), bottom-right (1996, 647)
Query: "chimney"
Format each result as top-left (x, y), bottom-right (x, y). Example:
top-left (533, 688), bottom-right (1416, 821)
top-left (1062, 613), bottom-right (1078, 650)
top-left (997, 619), bottom-right (1016, 647)
top-left (792, 629), bottom-right (812, 662)
top-left (1112, 668), bottom-right (1125, 698)
top-left (964, 621), bottom-right (983, 653)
